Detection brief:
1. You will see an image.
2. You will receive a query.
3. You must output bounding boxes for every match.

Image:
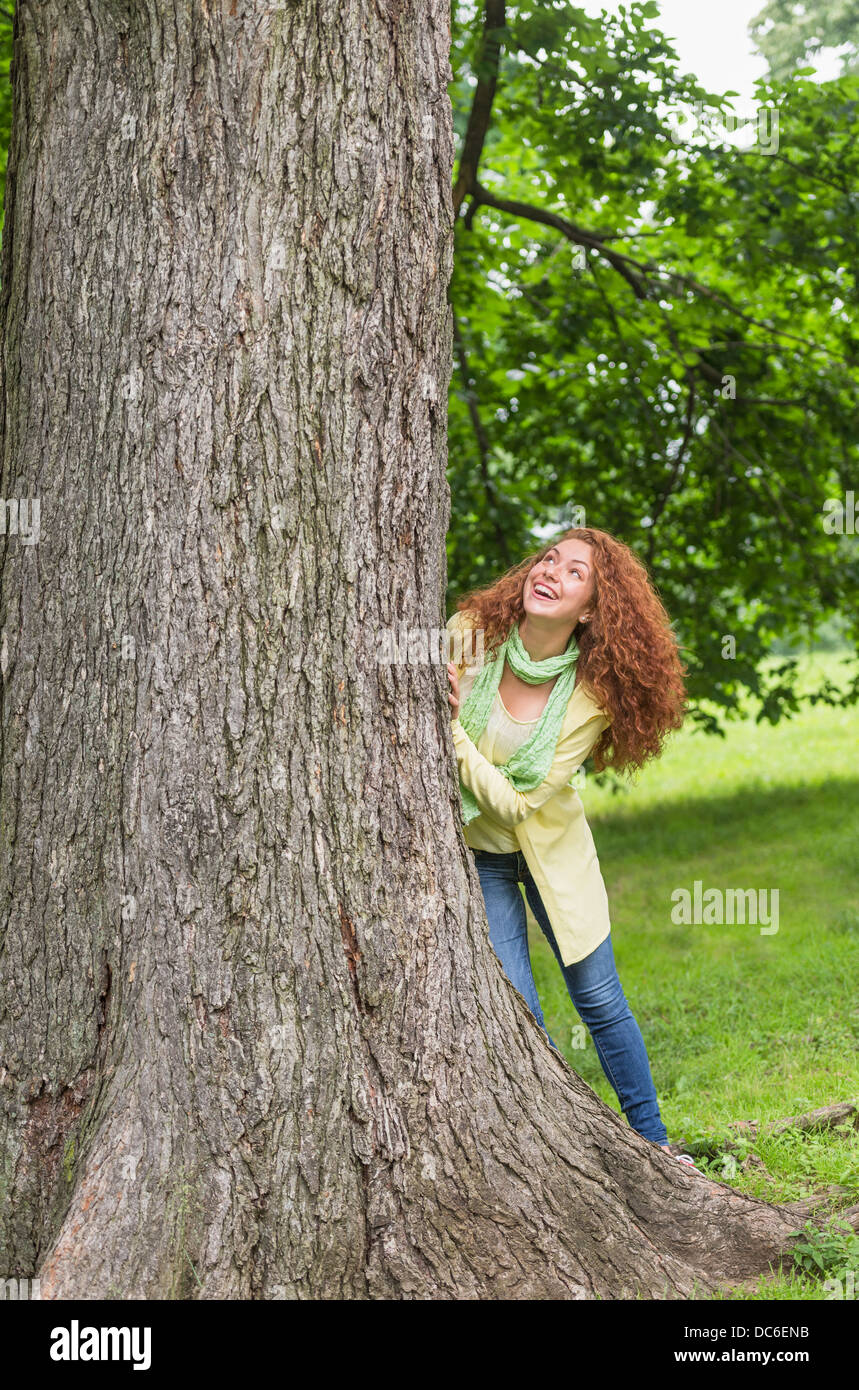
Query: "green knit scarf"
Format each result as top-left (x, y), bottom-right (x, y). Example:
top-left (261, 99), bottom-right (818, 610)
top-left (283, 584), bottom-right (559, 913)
top-left (457, 620), bottom-right (579, 824)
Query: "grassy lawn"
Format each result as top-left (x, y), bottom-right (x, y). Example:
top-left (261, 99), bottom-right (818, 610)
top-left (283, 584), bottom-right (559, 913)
top-left (528, 651), bottom-right (859, 1300)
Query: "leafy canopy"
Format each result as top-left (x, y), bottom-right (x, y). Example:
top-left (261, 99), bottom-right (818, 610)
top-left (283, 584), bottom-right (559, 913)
top-left (447, 1), bottom-right (859, 731)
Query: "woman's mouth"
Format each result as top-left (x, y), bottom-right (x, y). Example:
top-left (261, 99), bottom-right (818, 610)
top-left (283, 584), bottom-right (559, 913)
top-left (532, 580), bottom-right (559, 601)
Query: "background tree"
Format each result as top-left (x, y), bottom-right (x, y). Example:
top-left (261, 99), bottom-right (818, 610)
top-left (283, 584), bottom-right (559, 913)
top-left (447, 1), bottom-right (858, 737)
top-left (750, 0), bottom-right (859, 82)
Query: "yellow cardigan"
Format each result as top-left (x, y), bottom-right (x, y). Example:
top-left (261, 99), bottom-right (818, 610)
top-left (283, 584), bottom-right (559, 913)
top-left (447, 610), bottom-right (612, 966)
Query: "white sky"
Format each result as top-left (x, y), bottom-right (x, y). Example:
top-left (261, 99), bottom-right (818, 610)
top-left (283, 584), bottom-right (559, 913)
top-left (579, 0), bottom-right (845, 103)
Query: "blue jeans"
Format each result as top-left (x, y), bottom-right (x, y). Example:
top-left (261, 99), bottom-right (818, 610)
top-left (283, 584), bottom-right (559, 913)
top-left (473, 847), bottom-right (669, 1146)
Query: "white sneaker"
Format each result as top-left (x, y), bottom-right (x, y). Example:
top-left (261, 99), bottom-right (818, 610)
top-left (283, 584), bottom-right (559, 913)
top-left (661, 1143), bottom-right (705, 1174)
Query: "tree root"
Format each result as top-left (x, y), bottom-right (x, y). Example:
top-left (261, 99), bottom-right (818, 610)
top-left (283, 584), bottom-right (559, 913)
top-left (730, 1100), bottom-right (859, 1144)
top-left (678, 1100), bottom-right (859, 1160)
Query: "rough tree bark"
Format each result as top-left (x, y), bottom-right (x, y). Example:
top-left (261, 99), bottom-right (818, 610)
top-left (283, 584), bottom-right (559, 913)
top-left (0, 0), bottom-right (847, 1300)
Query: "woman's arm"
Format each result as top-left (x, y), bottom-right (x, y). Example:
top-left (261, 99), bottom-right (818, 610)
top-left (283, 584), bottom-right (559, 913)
top-left (450, 704), bottom-right (609, 828)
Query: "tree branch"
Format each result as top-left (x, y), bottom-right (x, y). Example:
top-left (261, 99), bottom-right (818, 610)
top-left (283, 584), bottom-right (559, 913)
top-left (452, 3), bottom-right (845, 372)
top-left (452, 0), bottom-right (507, 217)
top-left (467, 181), bottom-right (848, 367)
top-left (472, 181), bottom-right (649, 299)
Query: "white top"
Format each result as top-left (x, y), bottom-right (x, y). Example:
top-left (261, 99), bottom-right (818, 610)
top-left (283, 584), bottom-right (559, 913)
top-left (458, 664), bottom-right (540, 761)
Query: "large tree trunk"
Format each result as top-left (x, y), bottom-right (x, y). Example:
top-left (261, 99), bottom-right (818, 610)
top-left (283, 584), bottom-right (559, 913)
top-left (0, 0), bottom-right (839, 1299)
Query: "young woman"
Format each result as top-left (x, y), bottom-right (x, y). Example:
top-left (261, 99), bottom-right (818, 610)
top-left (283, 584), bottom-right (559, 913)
top-left (446, 525), bottom-right (698, 1167)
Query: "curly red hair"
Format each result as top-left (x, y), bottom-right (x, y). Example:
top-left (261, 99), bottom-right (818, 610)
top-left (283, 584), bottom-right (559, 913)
top-left (455, 526), bottom-right (688, 775)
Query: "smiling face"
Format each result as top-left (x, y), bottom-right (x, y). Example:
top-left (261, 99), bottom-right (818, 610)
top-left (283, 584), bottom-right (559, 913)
top-left (522, 538), bottom-right (596, 629)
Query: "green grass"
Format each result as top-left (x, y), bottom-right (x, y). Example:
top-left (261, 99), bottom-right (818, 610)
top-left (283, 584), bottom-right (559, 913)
top-left (527, 651), bottom-right (859, 1301)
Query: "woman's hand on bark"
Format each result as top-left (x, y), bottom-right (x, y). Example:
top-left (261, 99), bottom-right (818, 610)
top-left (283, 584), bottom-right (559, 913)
top-left (447, 663), bottom-right (460, 720)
